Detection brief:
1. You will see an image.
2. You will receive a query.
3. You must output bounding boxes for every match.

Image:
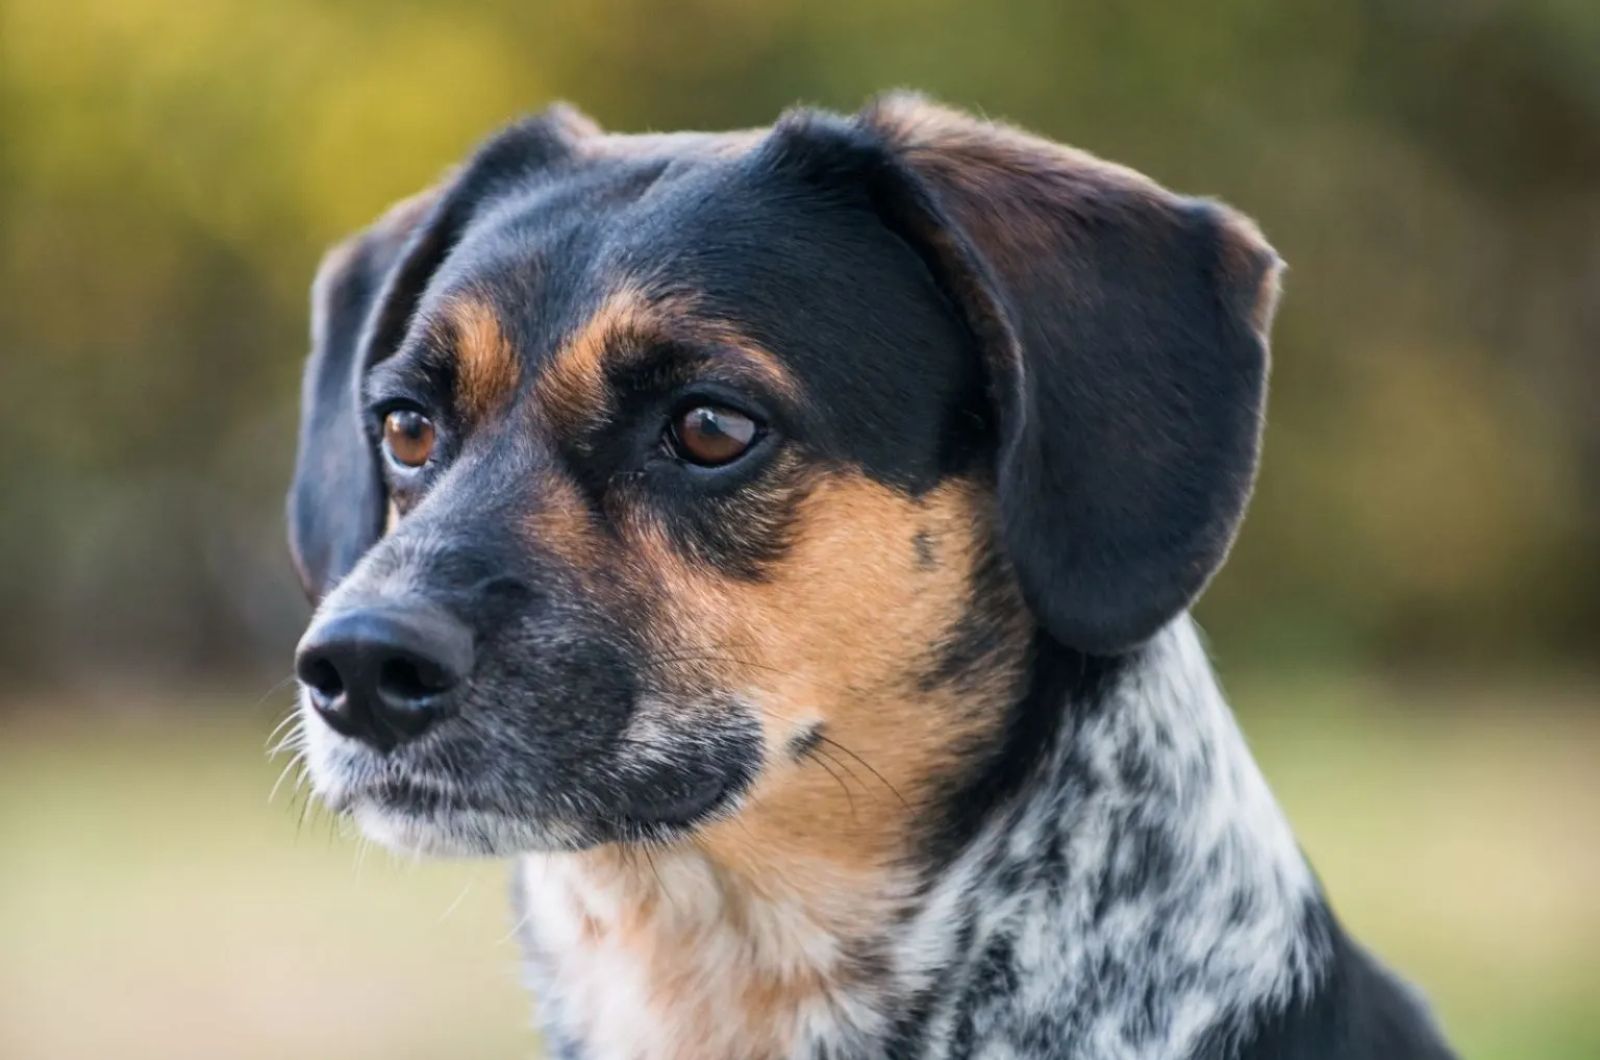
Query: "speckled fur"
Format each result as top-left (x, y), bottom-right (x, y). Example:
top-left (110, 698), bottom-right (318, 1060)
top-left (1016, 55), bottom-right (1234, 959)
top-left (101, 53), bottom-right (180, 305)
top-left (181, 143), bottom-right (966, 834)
top-left (513, 618), bottom-right (1327, 1059)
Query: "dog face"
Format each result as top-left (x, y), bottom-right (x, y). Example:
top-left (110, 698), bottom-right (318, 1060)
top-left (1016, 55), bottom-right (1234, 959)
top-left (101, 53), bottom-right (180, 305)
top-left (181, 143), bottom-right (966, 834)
top-left (288, 97), bottom-right (1279, 860)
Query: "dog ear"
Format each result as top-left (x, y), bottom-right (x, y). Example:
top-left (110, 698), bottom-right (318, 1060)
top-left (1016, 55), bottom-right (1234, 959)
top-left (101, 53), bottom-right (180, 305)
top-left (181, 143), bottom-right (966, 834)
top-left (288, 189), bottom-right (437, 602)
top-left (762, 97), bottom-right (1280, 654)
top-left (287, 104), bottom-right (600, 601)
top-left (865, 96), bottom-right (1281, 654)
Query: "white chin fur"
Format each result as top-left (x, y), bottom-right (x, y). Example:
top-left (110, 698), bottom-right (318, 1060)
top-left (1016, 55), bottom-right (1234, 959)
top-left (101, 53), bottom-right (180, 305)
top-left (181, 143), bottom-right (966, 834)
top-left (352, 802), bottom-right (485, 857)
top-left (350, 799), bottom-right (588, 858)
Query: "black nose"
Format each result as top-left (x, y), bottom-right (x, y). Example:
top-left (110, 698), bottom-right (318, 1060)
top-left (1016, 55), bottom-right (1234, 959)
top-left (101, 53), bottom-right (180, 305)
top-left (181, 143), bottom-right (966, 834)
top-left (295, 604), bottom-right (474, 751)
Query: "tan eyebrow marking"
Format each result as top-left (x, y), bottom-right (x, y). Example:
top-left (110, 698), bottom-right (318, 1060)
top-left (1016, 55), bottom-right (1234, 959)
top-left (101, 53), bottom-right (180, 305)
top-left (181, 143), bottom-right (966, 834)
top-left (535, 285), bottom-right (798, 435)
top-left (535, 288), bottom-right (654, 433)
top-left (446, 297), bottom-right (521, 422)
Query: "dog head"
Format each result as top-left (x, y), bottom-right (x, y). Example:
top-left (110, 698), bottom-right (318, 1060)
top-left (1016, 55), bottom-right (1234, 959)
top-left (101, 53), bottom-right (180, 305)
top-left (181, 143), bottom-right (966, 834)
top-left (288, 97), bottom-right (1278, 858)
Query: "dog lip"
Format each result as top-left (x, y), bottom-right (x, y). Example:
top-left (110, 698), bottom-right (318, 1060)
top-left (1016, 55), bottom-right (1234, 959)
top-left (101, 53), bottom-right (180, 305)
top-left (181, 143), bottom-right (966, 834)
top-left (364, 774), bottom-right (486, 816)
top-left (618, 773), bottom-right (735, 829)
top-left (328, 756), bottom-right (747, 841)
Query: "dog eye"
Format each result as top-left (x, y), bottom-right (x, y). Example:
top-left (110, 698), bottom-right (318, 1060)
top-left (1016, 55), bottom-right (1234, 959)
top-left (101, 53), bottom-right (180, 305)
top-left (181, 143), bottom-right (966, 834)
top-left (383, 409), bottom-right (436, 468)
top-left (669, 405), bottom-right (759, 467)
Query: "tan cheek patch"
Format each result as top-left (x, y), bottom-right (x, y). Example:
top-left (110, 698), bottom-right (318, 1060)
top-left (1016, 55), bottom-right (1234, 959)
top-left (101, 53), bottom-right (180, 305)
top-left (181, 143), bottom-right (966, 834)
top-left (446, 298), bottom-right (520, 422)
top-left (522, 472), bottom-right (1029, 1051)
top-left (626, 471), bottom-right (1031, 873)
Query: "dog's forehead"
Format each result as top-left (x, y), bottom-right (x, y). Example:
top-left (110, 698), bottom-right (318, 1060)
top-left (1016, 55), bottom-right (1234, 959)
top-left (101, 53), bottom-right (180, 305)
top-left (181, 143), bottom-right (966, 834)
top-left (413, 142), bottom-right (754, 358)
top-left (403, 129), bottom-right (983, 487)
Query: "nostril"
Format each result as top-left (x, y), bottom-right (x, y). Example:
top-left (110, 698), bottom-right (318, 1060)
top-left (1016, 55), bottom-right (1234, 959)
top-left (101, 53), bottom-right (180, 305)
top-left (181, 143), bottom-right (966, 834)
top-left (378, 654), bottom-right (453, 703)
top-left (295, 644), bottom-right (366, 742)
top-left (296, 603), bottom-right (472, 749)
top-left (299, 655), bottom-right (344, 701)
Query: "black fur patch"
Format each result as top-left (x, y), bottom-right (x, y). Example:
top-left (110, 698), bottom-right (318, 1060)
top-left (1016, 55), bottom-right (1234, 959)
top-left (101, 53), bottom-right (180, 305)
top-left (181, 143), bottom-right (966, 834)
top-left (1204, 905), bottom-right (1458, 1060)
top-left (917, 633), bottom-right (1131, 875)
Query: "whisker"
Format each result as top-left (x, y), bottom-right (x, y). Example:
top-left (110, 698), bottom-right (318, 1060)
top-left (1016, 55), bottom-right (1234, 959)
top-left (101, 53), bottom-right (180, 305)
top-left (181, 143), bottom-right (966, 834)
top-left (253, 673), bottom-right (301, 712)
top-left (268, 750), bottom-right (308, 805)
top-left (812, 743), bottom-right (867, 792)
top-left (439, 878), bottom-right (475, 922)
top-left (804, 748), bottom-right (857, 820)
top-left (266, 724), bottom-right (306, 761)
top-left (641, 846), bottom-right (682, 918)
top-left (295, 788), bottom-right (315, 839)
top-left (756, 702), bottom-right (910, 809)
top-left (499, 903), bottom-right (536, 947)
top-left (814, 734), bottom-right (908, 808)
top-left (264, 706), bottom-right (303, 748)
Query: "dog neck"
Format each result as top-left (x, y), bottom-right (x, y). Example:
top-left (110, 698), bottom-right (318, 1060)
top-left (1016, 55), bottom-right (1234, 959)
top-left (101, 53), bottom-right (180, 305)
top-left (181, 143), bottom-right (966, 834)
top-left (515, 618), bottom-right (1325, 1060)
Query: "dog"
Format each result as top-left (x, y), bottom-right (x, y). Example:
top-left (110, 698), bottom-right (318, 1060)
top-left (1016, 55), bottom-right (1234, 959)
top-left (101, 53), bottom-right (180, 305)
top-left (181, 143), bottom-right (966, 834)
top-left (287, 95), bottom-right (1458, 1060)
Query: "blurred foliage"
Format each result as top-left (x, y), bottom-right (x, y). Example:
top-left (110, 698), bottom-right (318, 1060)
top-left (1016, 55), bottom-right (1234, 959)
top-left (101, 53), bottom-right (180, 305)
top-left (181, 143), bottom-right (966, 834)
top-left (2, 0), bottom-right (1597, 684)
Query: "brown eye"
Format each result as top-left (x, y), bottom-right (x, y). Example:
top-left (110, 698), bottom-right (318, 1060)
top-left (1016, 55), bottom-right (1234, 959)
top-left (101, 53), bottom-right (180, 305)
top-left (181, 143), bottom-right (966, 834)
top-left (382, 409), bottom-right (436, 468)
top-left (669, 405), bottom-right (759, 467)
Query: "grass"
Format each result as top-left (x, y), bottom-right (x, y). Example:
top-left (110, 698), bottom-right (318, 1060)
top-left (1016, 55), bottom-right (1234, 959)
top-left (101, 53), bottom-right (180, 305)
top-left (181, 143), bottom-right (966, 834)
top-left (1, 671), bottom-right (1596, 1058)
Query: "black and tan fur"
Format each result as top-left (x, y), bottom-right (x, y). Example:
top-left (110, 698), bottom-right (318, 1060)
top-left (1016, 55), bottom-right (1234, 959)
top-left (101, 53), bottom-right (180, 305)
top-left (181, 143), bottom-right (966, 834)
top-left (287, 96), bottom-right (1457, 1059)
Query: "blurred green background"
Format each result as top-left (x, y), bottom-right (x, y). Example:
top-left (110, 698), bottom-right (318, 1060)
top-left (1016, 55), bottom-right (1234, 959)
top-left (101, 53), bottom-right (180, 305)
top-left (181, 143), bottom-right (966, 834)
top-left (1, 1), bottom-right (1596, 1057)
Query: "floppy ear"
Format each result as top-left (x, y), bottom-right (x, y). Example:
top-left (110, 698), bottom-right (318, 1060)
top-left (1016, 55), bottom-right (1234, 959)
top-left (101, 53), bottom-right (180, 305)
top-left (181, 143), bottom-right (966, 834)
top-left (762, 97), bottom-right (1280, 654)
top-left (287, 104), bottom-right (600, 601)
top-left (288, 190), bottom-right (437, 602)
top-left (864, 96), bottom-right (1280, 653)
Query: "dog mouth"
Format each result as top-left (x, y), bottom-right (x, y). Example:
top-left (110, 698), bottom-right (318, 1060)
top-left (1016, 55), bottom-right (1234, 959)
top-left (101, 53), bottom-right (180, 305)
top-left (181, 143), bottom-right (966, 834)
top-left (615, 772), bottom-right (736, 831)
top-left (336, 772), bottom-right (584, 856)
top-left (320, 751), bottom-right (747, 853)
top-left (362, 774), bottom-right (495, 817)
top-left (299, 687), bottom-right (765, 854)
top-left (360, 774), bottom-right (731, 828)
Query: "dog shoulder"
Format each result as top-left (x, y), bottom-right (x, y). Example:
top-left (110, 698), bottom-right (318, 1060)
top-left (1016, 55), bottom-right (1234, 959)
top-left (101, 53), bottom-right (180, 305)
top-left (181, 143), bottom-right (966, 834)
top-left (1218, 908), bottom-right (1459, 1060)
